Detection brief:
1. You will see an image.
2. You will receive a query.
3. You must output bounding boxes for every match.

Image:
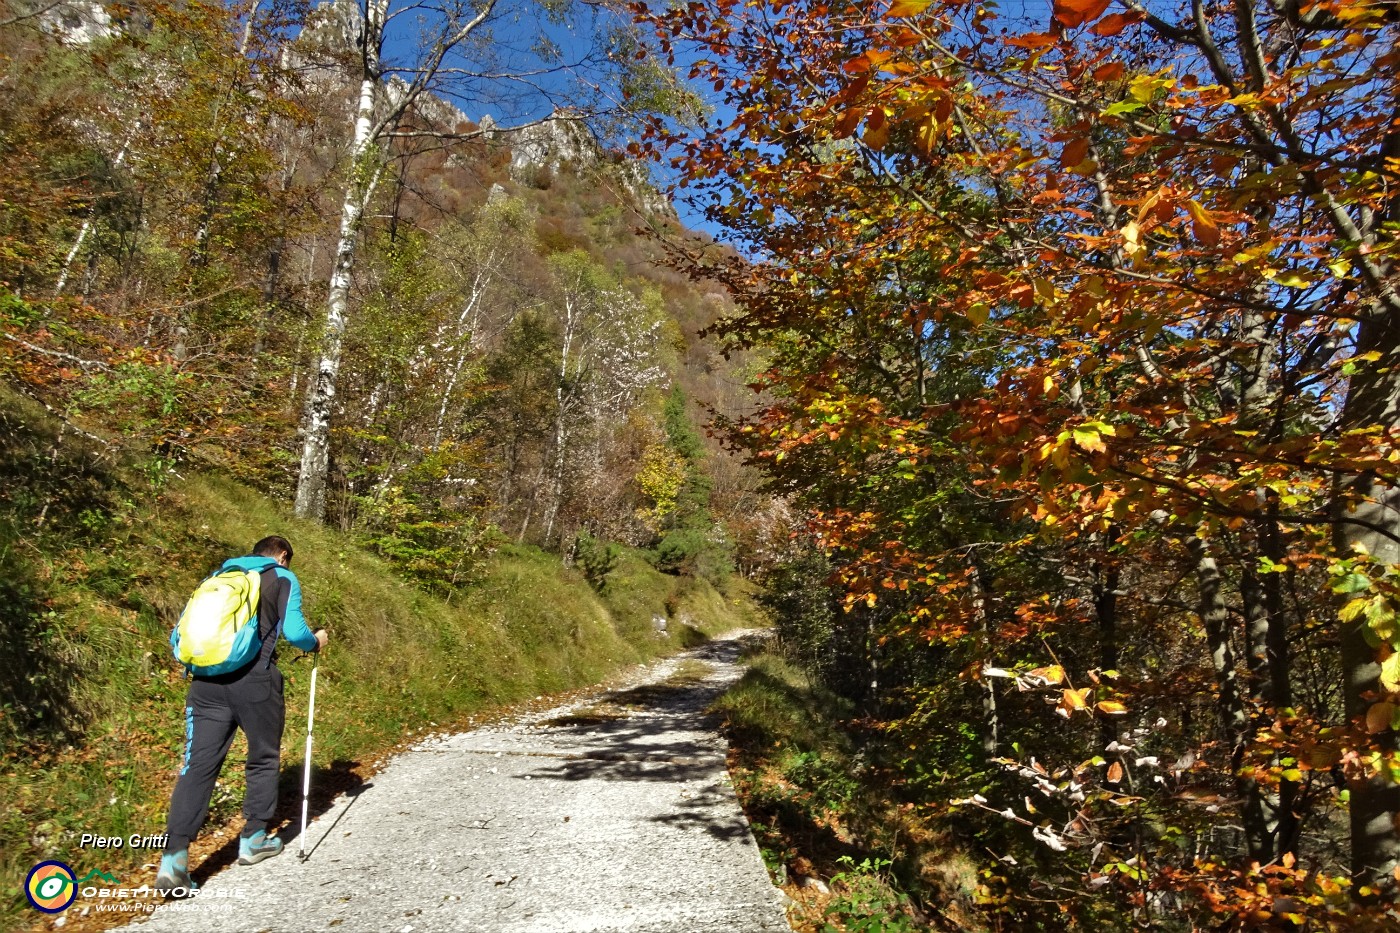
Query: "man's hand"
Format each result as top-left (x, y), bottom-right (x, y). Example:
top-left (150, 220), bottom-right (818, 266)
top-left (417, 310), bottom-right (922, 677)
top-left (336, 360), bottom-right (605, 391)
top-left (314, 629), bottom-right (329, 652)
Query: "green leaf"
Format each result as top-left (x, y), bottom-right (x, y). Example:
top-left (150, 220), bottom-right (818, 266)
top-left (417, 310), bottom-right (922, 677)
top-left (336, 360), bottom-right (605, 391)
top-left (1333, 572), bottom-right (1372, 594)
top-left (1102, 100), bottom-right (1145, 117)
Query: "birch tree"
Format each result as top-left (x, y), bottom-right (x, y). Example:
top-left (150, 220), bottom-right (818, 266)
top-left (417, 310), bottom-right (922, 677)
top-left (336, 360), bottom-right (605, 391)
top-left (294, 0), bottom-right (498, 518)
top-left (532, 250), bottom-right (666, 545)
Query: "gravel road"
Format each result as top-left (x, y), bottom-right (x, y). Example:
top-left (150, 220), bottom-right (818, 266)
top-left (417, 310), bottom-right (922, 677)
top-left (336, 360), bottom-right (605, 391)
top-left (130, 630), bottom-right (791, 933)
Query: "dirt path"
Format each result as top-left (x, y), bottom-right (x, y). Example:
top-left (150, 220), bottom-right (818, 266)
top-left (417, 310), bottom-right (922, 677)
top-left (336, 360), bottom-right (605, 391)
top-left (129, 631), bottom-right (790, 932)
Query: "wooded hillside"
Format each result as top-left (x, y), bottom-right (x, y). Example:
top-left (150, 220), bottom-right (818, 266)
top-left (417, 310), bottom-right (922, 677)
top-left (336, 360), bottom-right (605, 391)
top-left (0, 0), bottom-right (783, 587)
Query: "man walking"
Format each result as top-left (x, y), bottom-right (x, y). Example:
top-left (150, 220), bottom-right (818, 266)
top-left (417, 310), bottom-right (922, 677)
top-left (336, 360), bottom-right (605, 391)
top-left (156, 535), bottom-right (328, 895)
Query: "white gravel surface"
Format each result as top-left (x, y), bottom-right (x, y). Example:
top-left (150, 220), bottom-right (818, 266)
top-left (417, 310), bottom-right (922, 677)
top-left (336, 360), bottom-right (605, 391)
top-left (129, 630), bottom-right (791, 933)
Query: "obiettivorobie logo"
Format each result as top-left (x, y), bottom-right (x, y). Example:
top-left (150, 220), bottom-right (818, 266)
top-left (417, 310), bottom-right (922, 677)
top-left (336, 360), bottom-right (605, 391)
top-left (24, 861), bottom-right (118, 913)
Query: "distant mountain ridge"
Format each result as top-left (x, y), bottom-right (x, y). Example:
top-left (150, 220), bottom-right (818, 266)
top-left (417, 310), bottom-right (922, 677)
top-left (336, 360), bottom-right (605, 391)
top-left (299, 0), bottom-right (674, 219)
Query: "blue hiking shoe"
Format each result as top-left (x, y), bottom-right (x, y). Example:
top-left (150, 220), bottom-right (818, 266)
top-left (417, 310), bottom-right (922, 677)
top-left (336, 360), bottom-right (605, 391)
top-left (154, 850), bottom-right (197, 898)
top-left (238, 829), bottom-right (283, 865)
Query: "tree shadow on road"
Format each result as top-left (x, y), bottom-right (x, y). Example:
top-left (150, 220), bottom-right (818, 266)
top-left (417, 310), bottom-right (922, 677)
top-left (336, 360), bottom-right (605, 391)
top-left (647, 783), bottom-right (754, 842)
top-left (521, 634), bottom-right (761, 842)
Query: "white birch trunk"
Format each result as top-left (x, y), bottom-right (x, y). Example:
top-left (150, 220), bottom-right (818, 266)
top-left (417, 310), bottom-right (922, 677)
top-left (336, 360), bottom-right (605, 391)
top-left (541, 290), bottom-right (581, 545)
top-left (294, 0), bottom-right (387, 520)
top-left (291, 0), bottom-right (499, 520)
top-left (55, 130), bottom-right (136, 295)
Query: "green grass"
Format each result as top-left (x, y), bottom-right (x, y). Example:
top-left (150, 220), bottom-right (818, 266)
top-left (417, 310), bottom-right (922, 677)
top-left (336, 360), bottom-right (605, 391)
top-left (713, 650), bottom-right (976, 933)
top-left (0, 388), bottom-right (761, 931)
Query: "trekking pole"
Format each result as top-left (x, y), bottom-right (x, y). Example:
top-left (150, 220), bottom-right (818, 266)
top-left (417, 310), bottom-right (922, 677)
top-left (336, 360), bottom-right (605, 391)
top-left (298, 655), bottom-right (319, 860)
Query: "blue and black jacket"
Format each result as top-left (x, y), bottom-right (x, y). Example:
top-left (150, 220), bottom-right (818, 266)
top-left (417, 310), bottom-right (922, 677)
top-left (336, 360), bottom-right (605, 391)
top-left (215, 555), bottom-right (319, 675)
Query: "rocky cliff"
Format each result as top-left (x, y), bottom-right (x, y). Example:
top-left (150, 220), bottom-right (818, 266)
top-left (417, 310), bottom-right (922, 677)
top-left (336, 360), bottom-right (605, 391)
top-left (500, 110), bottom-right (674, 219)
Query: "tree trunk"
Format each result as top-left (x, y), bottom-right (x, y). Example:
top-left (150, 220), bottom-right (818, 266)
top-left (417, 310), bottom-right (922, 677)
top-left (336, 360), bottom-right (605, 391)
top-left (540, 407), bottom-right (568, 546)
top-left (1239, 563), bottom-right (1283, 864)
top-left (1093, 555), bottom-right (1120, 756)
top-left (1190, 535), bottom-right (1273, 858)
top-left (1334, 313), bottom-right (1400, 897)
top-left (294, 2), bottom-right (388, 520)
top-left (55, 130), bottom-right (136, 295)
top-left (1250, 510), bottom-right (1300, 859)
top-left (970, 561), bottom-right (998, 758)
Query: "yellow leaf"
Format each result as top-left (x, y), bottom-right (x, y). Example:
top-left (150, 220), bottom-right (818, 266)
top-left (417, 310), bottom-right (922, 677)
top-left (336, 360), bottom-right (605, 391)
top-left (1061, 688), bottom-right (1089, 710)
top-left (1339, 597), bottom-right (1369, 623)
top-left (916, 113), bottom-right (942, 154)
top-left (1073, 425), bottom-right (1107, 453)
top-left (864, 118), bottom-right (890, 151)
top-left (888, 0), bottom-right (931, 15)
top-left (1381, 652), bottom-right (1400, 693)
top-left (1096, 700), bottom-right (1128, 715)
top-left (1186, 199), bottom-right (1220, 247)
top-left (1121, 221), bottom-right (1143, 258)
top-left (1273, 272), bottom-right (1311, 288)
top-left (966, 302), bottom-right (990, 326)
top-left (1129, 74), bottom-right (1160, 103)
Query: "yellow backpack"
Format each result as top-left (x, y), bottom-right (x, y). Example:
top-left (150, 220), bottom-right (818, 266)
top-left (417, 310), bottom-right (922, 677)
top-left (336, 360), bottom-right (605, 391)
top-left (171, 568), bottom-right (266, 674)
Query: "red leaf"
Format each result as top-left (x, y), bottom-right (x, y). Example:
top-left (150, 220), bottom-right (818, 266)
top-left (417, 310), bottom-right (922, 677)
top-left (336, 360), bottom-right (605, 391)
top-left (1366, 701), bottom-right (1395, 734)
top-left (1091, 11), bottom-right (1140, 36)
top-left (864, 108), bottom-right (890, 150)
top-left (1092, 61), bottom-right (1125, 82)
top-left (1053, 0), bottom-right (1112, 29)
top-left (1061, 137), bottom-right (1090, 169)
top-left (1004, 31), bottom-right (1058, 50)
top-left (835, 107), bottom-right (862, 139)
top-left (933, 94), bottom-right (953, 124)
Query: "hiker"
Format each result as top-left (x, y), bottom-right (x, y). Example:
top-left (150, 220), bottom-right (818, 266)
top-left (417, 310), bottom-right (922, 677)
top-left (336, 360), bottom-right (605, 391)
top-left (155, 535), bottom-right (328, 895)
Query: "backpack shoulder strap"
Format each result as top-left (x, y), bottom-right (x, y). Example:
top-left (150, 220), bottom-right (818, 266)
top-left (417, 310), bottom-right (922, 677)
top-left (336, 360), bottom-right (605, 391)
top-left (257, 567), bottom-right (289, 669)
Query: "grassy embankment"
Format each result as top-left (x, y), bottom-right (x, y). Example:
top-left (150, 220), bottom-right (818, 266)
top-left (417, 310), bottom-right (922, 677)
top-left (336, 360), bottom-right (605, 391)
top-left (0, 388), bottom-right (762, 931)
top-left (713, 649), bottom-right (984, 933)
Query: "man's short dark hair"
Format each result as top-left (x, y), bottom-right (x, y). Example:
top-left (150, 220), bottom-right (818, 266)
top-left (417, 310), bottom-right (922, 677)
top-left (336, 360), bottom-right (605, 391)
top-left (252, 535), bottom-right (294, 562)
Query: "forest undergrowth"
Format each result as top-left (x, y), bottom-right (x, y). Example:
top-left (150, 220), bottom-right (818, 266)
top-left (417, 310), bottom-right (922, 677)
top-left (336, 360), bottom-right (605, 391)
top-left (716, 644), bottom-right (984, 933)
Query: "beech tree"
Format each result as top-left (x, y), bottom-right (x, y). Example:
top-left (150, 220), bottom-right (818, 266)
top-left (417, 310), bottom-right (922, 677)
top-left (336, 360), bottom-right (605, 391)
top-left (637, 0), bottom-right (1400, 922)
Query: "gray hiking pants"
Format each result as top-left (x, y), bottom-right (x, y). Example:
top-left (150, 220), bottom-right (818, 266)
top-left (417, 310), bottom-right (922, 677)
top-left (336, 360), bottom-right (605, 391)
top-left (166, 665), bottom-right (285, 847)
